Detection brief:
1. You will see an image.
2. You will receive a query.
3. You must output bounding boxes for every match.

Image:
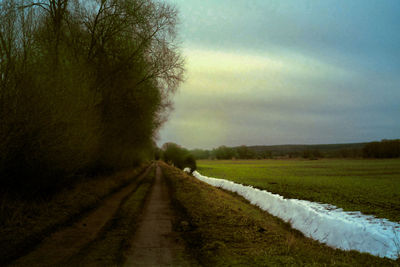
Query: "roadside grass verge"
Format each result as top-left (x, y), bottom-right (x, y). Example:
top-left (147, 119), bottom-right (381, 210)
top-left (0, 163), bottom-right (150, 265)
top-left (66, 167), bottom-right (155, 266)
top-left (198, 159), bottom-right (400, 222)
top-left (162, 163), bottom-right (398, 266)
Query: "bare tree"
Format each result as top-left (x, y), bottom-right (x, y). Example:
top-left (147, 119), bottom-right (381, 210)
top-left (0, 0), bottom-right (184, 194)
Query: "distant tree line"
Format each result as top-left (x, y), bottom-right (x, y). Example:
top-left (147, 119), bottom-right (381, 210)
top-left (191, 145), bottom-right (262, 160)
top-left (161, 143), bottom-right (196, 171)
top-left (362, 139), bottom-right (400, 158)
top-left (0, 0), bottom-right (183, 196)
top-left (189, 140), bottom-right (400, 160)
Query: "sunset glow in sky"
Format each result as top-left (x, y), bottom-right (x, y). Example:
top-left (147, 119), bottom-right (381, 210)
top-left (159, 0), bottom-right (400, 149)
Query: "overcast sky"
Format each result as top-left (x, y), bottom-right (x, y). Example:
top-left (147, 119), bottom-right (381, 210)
top-left (158, 0), bottom-right (400, 149)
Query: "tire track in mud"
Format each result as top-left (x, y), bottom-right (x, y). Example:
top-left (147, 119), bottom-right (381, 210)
top-left (65, 166), bottom-right (156, 266)
top-left (11, 164), bottom-right (154, 266)
top-left (123, 164), bottom-right (195, 266)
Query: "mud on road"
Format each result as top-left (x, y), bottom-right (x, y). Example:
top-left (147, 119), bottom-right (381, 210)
top-left (10, 163), bottom-right (194, 267)
top-left (124, 165), bottom-right (194, 266)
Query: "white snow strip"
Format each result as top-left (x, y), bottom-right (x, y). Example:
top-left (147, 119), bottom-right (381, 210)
top-left (191, 170), bottom-right (400, 259)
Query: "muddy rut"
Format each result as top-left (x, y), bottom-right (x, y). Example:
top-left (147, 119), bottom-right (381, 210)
top-left (10, 163), bottom-right (193, 266)
top-left (12, 166), bottom-right (152, 266)
top-left (124, 165), bottom-right (192, 266)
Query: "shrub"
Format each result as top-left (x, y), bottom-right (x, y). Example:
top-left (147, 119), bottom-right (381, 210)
top-left (162, 143), bottom-right (196, 171)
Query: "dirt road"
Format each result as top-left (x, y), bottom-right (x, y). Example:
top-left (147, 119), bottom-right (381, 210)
top-left (10, 163), bottom-right (194, 266)
top-left (124, 165), bottom-right (193, 266)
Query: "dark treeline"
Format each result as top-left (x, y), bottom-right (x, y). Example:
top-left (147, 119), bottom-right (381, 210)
top-left (363, 139), bottom-right (400, 158)
top-left (190, 140), bottom-right (400, 160)
top-left (160, 142), bottom-right (196, 171)
top-left (191, 145), bottom-right (259, 160)
top-left (0, 0), bottom-right (183, 195)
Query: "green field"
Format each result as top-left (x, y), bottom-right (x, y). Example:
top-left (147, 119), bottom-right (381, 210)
top-left (163, 163), bottom-right (397, 266)
top-left (197, 159), bottom-right (400, 222)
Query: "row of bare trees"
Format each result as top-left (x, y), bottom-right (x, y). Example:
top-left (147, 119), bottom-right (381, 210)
top-left (0, 0), bottom-right (184, 195)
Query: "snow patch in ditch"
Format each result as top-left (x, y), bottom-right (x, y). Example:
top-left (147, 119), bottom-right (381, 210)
top-left (188, 169), bottom-right (400, 259)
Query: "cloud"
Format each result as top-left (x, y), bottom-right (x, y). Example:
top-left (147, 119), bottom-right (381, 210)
top-left (160, 0), bottom-right (400, 148)
top-left (158, 48), bottom-right (385, 148)
top-left (171, 0), bottom-right (400, 74)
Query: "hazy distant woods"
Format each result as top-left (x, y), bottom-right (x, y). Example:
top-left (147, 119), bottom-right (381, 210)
top-left (0, 0), bottom-right (183, 194)
top-left (160, 142), bottom-right (196, 171)
top-left (191, 140), bottom-right (400, 160)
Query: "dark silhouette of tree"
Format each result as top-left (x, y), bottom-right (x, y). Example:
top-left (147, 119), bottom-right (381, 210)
top-left (212, 146), bottom-right (237, 160)
top-left (162, 143), bottom-right (196, 171)
top-left (363, 139), bottom-right (400, 158)
top-left (236, 145), bottom-right (256, 159)
top-left (0, 0), bottom-right (184, 195)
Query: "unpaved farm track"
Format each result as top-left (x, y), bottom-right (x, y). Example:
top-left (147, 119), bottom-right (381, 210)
top-left (10, 163), bottom-right (195, 267)
top-left (11, 165), bottom-right (154, 266)
top-left (124, 165), bottom-right (194, 266)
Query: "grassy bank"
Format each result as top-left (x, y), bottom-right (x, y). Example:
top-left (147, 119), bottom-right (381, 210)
top-left (197, 159), bottom-right (400, 222)
top-left (0, 163), bottom-right (150, 265)
top-left (162, 163), bottom-right (398, 266)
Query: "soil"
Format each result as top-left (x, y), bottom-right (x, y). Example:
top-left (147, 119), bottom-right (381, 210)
top-left (123, 165), bottom-right (194, 266)
top-left (11, 166), bottom-right (152, 266)
top-left (10, 163), bottom-right (195, 266)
